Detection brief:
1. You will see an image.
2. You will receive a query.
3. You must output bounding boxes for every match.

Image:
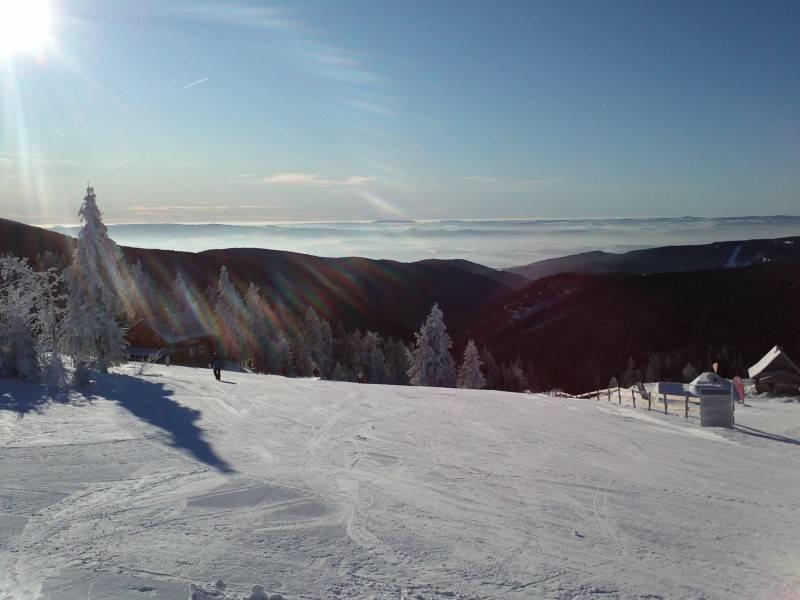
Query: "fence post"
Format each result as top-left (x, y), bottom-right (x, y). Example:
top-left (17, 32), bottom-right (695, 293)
top-left (684, 394), bottom-right (689, 419)
top-left (618, 388), bottom-right (622, 405)
top-left (663, 392), bottom-right (668, 415)
top-left (647, 393), bottom-right (651, 411)
top-left (608, 388), bottom-right (611, 402)
top-left (631, 389), bottom-right (636, 408)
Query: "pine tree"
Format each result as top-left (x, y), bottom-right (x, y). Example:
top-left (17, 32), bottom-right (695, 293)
top-left (361, 331), bottom-right (387, 383)
top-left (407, 303), bottom-right (456, 387)
top-left (621, 356), bottom-right (642, 388)
top-left (0, 257), bottom-right (44, 380)
top-left (331, 361), bottom-right (348, 381)
top-left (213, 266), bottom-right (245, 360)
top-left (384, 338), bottom-right (410, 385)
top-left (244, 282), bottom-right (273, 371)
top-left (273, 332), bottom-right (294, 376)
top-left (502, 358), bottom-right (528, 392)
top-left (645, 352), bottom-right (662, 382)
top-left (125, 259), bottom-right (157, 320)
top-left (480, 345), bottom-right (502, 390)
top-left (524, 361), bottom-right (540, 393)
top-left (172, 271), bottom-right (195, 315)
top-left (62, 186), bottom-right (127, 373)
top-left (682, 362), bottom-right (698, 382)
top-left (457, 339), bottom-right (486, 389)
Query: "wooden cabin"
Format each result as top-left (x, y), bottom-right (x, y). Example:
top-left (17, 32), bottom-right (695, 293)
top-left (127, 317), bottom-right (214, 367)
top-left (748, 346), bottom-right (800, 396)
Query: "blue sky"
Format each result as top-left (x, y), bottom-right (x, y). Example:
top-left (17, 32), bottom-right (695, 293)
top-left (1, 0), bottom-right (798, 224)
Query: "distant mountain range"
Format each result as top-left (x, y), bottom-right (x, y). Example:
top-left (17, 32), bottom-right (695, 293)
top-left (1, 218), bottom-right (527, 341)
top-left (3, 217), bottom-right (800, 393)
top-left (506, 236), bottom-right (800, 281)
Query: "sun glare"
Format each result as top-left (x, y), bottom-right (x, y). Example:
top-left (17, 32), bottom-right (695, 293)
top-left (0, 0), bottom-right (54, 59)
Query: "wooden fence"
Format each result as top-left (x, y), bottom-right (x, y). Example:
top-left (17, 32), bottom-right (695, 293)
top-left (574, 386), bottom-right (702, 421)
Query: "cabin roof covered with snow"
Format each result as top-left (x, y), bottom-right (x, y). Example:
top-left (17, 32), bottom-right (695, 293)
top-left (748, 345), bottom-right (800, 379)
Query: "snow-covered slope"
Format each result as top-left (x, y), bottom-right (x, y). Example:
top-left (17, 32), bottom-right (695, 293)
top-left (1, 367), bottom-right (798, 599)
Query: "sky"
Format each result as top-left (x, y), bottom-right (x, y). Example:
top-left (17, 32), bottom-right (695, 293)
top-left (1, 0), bottom-right (799, 225)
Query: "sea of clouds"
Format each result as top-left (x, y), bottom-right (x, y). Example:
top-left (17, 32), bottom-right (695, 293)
top-left (52, 216), bottom-right (800, 268)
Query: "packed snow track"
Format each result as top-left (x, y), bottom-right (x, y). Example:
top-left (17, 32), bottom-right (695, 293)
top-left (1, 366), bottom-right (798, 599)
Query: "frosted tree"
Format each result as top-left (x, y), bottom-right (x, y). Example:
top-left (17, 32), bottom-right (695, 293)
top-left (361, 331), bottom-right (386, 383)
top-left (645, 352), bottom-right (662, 382)
top-left (331, 361), bottom-right (348, 381)
top-left (384, 338), bottom-right (410, 385)
top-left (457, 339), bottom-right (486, 389)
top-left (621, 356), bottom-right (643, 388)
top-left (244, 282), bottom-right (278, 371)
top-left (502, 358), bottom-right (528, 392)
top-left (300, 306), bottom-right (333, 376)
top-left (62, 186), bottom-right (127, 373)
top-left (0, 256), bottom-right (50, 380)
top-left (407, 303), bottom-right (456, 387)
top-left (480, 345), bottom-right (501, 390)
top-left (213, 265), bottom-right (245, 359)
top-left (172, 271), bottom-right (193, 314)
top-left (273, 331), bottom-right (294, 376)
top-left (124, 259), bottom-right (158, 320)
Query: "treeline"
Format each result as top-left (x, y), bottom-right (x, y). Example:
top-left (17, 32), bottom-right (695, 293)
top-left (611, 346), bottom-right (748, 390)
top-left (1, 186), bottom-right (539, 394)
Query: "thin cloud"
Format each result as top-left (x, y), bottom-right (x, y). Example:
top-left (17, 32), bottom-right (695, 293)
top-left (253, 173), bottom-right (376, 188)
top-left (175, 77), bottom-right (210, 92)
top-left (126, 204), bottom-right (279, 213)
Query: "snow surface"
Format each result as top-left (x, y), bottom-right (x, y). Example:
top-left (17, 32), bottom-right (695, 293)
top-left (1, 366), bottom-right (799, 599)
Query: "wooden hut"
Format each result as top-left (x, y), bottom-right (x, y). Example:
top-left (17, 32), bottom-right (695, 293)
top-left (127, 316), bottom-right (214, 367)
top-left (748, 346), bottom-right (800, 395)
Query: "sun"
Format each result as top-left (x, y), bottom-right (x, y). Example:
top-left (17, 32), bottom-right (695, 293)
top-left (0, 0), bottom-right (54, 59)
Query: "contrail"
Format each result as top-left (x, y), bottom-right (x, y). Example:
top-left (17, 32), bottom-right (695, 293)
top-left (176, 77), bottom-right (209, 92)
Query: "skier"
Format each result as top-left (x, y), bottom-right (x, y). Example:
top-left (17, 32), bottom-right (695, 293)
top-left (211, 354), bottom-right (223, 381)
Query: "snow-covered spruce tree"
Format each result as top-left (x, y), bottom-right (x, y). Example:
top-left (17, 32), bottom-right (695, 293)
top-left (502, 358), bottom-right (528, 392)
top-left (62, 186), bottom-right (127, 373)
top-left (524, 361), bottom-right (540, 393)
top-left (407, 303), bottom-right (456, 387)
top-left (645, 352), bottom-right (662, 383)
top-left (243, 282), bottom-right (280, 372)
top-left (172, 271), bottom-right (193, 314)
top-left (457, 339), bottom-right (486, 389)
top-left (331, 361), bottom-right (348, 381)
top-left (300, 306), bottom-right (333, 377)
top-left (124, 258), bottom-right (158, 320)
top-left (384, 337), bottom-right (410, 385)
top-left (361, 331), bottom-right (387, 384)
top-left (480, 345), bottom-right (502, 390)
top-left (1, 261), bottom-right (57, 383)
top-left (213, 266), bottom-right (246, 360)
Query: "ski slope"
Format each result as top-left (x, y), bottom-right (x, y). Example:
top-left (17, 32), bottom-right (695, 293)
top-left (1, 366), bottom-right (798, 599)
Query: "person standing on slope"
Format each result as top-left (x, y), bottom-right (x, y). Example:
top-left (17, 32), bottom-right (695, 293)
top-left (211, 354), bottom-right (223, 381)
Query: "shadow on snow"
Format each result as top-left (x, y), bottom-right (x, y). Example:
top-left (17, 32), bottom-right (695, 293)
top-left (1, 374), bottom-right (234, 473)
top-left (95, 374), bottom-right (235, 473)
top-left (0, 378), bottom-right (76, 415)
top-left (734, 424), bottom-right (800, 447)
